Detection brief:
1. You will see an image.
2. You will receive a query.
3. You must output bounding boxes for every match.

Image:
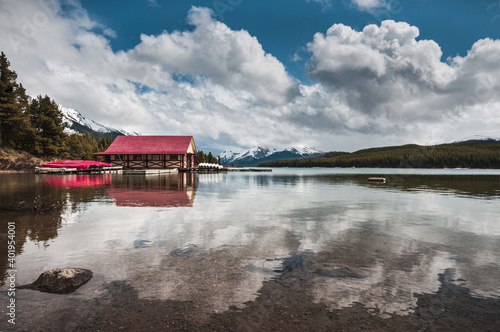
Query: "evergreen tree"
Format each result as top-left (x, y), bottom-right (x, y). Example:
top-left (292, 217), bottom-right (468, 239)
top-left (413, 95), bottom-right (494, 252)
top-left (196, 150), bottom-right (207, 164)
top-left (196, 150), bottom-right (219, 165)
top-left (207, 151), bottom-right (217, 164)
top-left (29, 95), bottom-right (68, 158)
top-left (15, 84), bottom-right (37, 152)
top-left (66, 132), bottom-right (113, 160)
top-left (0, 52), bottom-right (35, 149)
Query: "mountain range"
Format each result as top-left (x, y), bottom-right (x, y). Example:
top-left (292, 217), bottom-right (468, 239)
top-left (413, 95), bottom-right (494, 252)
top-left (219, 146), bottom-right (323, 166)
top-left (59, 105), bottom-right (140, 138)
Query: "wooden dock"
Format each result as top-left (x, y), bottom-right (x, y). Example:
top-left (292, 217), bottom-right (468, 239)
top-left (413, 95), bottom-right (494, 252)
top-left (123, 169), bottom-right (178, 175)
top-left (226, 167), bottom-right (272, 172)
top-left (180, 168), bottom-right (227, 173)
top-left (180, 167), bottom-right (272, 173)
top-left (35, 166), bottom-right (123, 174)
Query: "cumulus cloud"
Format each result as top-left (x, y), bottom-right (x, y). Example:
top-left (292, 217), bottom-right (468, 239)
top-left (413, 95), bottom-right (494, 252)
top-left (305, 20), bottom-right (500, 135)
top-left (0, 1), bottom-right (499, 152)
top-left (0, 2), bottom-right (300, 150)
top-left (131, 7), bottom-right (300, 105)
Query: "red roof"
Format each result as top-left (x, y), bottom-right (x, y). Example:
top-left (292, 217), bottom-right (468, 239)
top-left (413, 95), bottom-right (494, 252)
top-left (93, 136), bottom-right (195, 155)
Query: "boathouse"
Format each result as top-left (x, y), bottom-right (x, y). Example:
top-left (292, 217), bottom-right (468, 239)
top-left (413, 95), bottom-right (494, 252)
top-left (93, 136), bottom-right (196, 170)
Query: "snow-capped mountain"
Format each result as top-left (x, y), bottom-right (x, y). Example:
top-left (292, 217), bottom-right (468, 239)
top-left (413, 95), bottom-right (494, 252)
top-left (283, 147), bottom-right (323, 155)
top-left (219, 146), bottom-right (323, 166)
top-left (60, 105), bottom-right (140, 137)
top-left (219, 146), bottom-right (276, 165)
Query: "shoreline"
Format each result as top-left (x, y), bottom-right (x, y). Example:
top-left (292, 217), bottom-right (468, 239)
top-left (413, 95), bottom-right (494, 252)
top-left (0, 169), bottom-right (34, 173)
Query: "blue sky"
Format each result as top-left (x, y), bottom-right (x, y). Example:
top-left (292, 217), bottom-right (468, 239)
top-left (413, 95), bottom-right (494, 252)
top-left (83, 0), bottom-right (500, 81)
top-left (1, 0), bottom-right (500, 152)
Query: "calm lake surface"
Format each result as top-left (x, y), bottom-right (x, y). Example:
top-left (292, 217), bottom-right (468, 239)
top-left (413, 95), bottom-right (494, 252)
top-left (1, 168), bottom-right (500, 326)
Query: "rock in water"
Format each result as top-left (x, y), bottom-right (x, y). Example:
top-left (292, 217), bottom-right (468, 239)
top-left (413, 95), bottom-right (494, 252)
top-left (19, 268), bottom-right (93, 294)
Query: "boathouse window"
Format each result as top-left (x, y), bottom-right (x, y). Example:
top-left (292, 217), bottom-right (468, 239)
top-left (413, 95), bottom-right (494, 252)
top-left (152, 155), bottom-right (159, 161)
top-left (114, 155), bottom-right (122, 160)
top-left (169, 155), bottom-right (179, 160)
top-left (133, 155), bottom-right (142, 161)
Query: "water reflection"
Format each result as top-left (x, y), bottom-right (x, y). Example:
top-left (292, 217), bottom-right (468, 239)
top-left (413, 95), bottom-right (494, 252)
top-left (0, 172), bottom-right (197, 287)
top-left (308, 224), bottom-right (500, 316)
top-left (1, 169), bottom-right (499, 324)
top-left (43, 174), bottom-right (112, 188)
top-left (302, 173), bottom-right (500, 198)
top-left (222, 171), bottom-right (500, 199)
top-left (107, 172), bottom-right (196, 207)
top-left (0, 173), bottom-right (70, 286)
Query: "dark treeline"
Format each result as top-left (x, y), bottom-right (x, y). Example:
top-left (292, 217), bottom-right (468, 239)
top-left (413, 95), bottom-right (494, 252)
top-left (196, 150), bottom-right (219, 164)
top-left (0, 51), bottom-right (112, 160)
top-left (261, 141), bottom-right (500, 169)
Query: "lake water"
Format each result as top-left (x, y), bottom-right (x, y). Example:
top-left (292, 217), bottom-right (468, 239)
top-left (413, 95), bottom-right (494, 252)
top-left (1, 168), bottom-right (500, 328)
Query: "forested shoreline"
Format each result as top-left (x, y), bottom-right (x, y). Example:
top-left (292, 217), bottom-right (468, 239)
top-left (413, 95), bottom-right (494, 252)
top-left (261, 141), bottom-right (500, 169)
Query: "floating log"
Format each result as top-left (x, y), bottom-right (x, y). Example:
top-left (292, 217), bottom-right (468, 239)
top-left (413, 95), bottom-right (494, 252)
top-left (368, 177), bottom-right (386, 183)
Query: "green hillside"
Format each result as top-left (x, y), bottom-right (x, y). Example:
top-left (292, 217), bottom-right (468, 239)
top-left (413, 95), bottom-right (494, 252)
top-left (260, 140), bottom-right (500, 169)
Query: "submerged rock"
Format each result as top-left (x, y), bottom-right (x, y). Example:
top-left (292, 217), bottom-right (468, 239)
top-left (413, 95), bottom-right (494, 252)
top-left (170, 244), bottom-right (199, 257)
top-left (281, 253), bottom-right (304, 275)
top-left (315, 266), bottom-right (368, 279)
top-left (19, 268), bottom-right (93, 294)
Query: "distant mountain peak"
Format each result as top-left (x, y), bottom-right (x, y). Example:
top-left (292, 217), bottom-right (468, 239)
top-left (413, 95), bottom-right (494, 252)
top-left (284, 146), bottom-right (322, 155)
top-left (219, 145), bottom-right (323, 166)
top-left (59, 104), bottom-right (140, 138)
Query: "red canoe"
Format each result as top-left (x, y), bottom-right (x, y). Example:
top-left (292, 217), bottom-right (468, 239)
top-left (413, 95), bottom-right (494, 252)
top-left (41, 160), bottom-right (112, 169)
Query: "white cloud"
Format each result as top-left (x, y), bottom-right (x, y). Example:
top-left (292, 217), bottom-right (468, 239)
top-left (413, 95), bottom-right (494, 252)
top-left (0, 3), bottom-right (300, 149)
top-left (102, 28), bottom-right (117, 38)
top-left (305, 20), bottom-right (500, 140)
top-left (0, 1), bottom-right (499, 152)
top-left (352, 0), bottom-right (389, 11)
top-left (131, 7), bottom-right (300, 106)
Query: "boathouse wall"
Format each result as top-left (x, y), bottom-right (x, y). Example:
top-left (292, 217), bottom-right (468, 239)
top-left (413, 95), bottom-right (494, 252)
top-left (93, 136), bottom-right (196, 170)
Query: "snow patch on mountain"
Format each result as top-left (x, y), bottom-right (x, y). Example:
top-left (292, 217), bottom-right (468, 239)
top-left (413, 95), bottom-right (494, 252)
top-left (59, 105), bottom-right (140, 136)
top-left (219, 146), bottom-right (276, 163)
top-left (219, 146), bottom-right (323, 166)
top-left (284, 146), bottom-right (323, 155)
